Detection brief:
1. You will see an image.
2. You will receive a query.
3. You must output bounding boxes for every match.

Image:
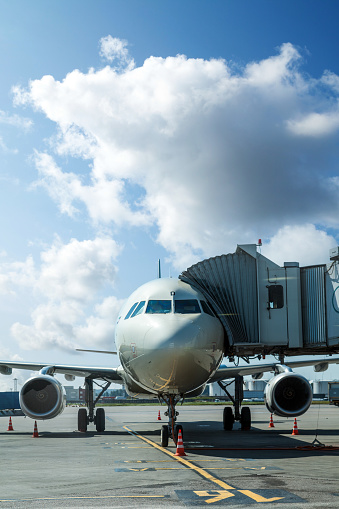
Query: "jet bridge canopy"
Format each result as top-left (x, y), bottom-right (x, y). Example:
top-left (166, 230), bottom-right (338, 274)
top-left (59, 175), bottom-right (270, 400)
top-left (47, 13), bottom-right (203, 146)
top-left (180, 247), bottom-right (259, 348)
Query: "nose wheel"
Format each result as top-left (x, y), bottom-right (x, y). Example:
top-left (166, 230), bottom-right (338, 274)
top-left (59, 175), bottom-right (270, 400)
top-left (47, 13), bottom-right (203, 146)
top-left (161, 425), bottom-right (169, 447)
top-left (160, 394), bottom-right (183, 447)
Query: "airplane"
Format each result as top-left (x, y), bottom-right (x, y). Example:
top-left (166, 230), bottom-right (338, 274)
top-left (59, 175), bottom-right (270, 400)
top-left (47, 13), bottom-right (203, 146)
top-left (0, 276), bottom-right (339, 447)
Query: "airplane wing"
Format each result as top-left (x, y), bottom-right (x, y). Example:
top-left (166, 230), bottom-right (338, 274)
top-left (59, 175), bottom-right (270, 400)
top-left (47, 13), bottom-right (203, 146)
top-left (0, 360), bottom-right (124, 383)
top-left (209, 357), bottom-right (339, 383)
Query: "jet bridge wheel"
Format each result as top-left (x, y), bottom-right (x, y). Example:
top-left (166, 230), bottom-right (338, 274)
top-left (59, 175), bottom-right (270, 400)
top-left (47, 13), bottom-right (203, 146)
top-left (223, 406), bottom-right (234, 431)
top-left (161, 425), bottom-right (169, 447)
top-left (95, 408), bottom-right (105, 432)
top-left (78, 408), bottom-right (88, 432)
top-left (240, 406), bottom-right (251, 430)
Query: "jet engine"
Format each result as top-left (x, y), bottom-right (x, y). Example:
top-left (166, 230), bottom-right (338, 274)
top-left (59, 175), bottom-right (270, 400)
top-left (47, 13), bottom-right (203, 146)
top-left (264, 372), bottom-right (312, 417)
top-left (19, 375), bottom-right (66, 420)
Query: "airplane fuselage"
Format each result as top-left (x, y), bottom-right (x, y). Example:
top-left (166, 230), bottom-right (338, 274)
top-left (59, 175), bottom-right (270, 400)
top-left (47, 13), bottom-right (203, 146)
top-left (115, 278), bottom-right (224, 397)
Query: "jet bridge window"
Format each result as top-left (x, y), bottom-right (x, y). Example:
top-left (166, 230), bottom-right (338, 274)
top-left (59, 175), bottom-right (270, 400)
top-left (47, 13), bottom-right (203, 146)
top-left (124, 302), bottom-right (139, 319)
top-left (130, 301), bottom-right (146, 318)
top-left (146, 300), bottom-right (172, 314)
top-left (174, 299), bottom-right (201, 314)
top-left (267, 285), bottom-right (284, 309)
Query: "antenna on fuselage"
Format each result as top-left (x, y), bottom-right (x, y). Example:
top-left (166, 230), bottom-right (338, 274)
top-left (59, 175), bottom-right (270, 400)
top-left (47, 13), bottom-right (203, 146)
top-left (157, 259), bottom-right (162, 279)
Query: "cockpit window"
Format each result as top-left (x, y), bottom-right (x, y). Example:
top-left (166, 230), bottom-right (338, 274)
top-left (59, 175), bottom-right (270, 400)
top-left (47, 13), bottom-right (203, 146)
top-left (146, 300), bottom-right (172, 314)
top-left (200, 300), bottom-right (215, 317)
top-left (131, 301), bottom-right (146, 317)
top-left (174, 299), bottom-right (201, 314)
top-left (124, 302), bottom-right (138, 320)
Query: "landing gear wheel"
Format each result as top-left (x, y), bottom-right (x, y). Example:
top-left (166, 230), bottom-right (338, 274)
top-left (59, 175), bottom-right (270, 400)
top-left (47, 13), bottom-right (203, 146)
top-left (223, 406), bottom-right (234, 431)
top-left (95, 408), bottom-right (105, 432)
top-left (240, 406), bottom-right (251, 430)
top-left (161, 425), bottom-right (169, 447)
top-left (78, 408), bottom-right (88, 432)
top-left (174, 424), bottom-right (183, 442)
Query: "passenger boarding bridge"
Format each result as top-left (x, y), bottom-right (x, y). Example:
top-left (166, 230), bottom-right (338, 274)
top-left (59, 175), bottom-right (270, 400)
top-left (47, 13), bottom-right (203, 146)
top-left (180, 244), bottom-right (339, 358)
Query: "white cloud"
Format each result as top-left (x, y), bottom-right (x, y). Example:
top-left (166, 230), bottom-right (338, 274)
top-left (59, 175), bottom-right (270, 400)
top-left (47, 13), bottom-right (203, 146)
top-left (2, 236), bottom-right (122, 351)
top-left (74, 296), bottom-right (123, 346)
top-left (0, 110), bottom-right (33, 130)
top-left (245, 42), bottom-right (301, 85)
top-left (0, 256), bottom-right (35, 295)
top-left (99, 35), bottom-right (135, 70)
top-left (38, 236), bottom-right (120, 302)
top-left (262, 224), bottom-right (337, 266)
top-left (287, 110), bottom-right (339, 137)
top-left (32, 151), bottom-right (150, 226)
top-left (0, 136), bottom-right (18, 154)
top-left (12, 40), bottom-right (339, 269)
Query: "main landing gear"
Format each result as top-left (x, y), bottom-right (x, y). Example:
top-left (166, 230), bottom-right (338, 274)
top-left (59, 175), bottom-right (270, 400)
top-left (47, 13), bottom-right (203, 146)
top-left (160, 394), bottom-right (183, 447)
top-left (218, 375), bottom-right (251, 431)
top-left (77, 378), bottom-right (111, 433)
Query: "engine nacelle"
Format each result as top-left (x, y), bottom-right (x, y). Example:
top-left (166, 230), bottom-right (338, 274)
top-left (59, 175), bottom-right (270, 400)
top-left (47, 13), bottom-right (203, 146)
top-left (20, 375), bottom-right (66, 420)
top-left (264, 372), bottom-right (312, 417)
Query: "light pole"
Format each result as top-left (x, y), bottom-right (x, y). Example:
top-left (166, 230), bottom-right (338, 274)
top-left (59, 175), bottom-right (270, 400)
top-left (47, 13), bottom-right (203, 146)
top-left (13, 378), bottom-right (18, 392)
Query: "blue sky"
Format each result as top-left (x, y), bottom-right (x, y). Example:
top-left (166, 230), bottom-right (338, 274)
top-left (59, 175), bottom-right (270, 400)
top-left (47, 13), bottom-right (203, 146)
top-left (1, 0), bottom-right (339, 388)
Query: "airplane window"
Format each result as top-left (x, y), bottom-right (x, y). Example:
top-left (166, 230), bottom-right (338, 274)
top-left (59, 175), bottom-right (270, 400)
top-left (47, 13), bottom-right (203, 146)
top-left (131, 301), bottom-right (146, 317)
top-left (174, 299), bottom-right (201, 314)
top-left (146, 300), bottom-right (172, 314)
top-left (200, 300), bottom-right (215, 316)
top-left (124, 302), bottom-right (139, 320)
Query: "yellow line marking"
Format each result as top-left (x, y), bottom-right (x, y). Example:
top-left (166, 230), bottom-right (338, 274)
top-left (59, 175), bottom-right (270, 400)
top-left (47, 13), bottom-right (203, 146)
top-left (238, 490), bottom-right (283, 503)
top-left (123, 426), bottom-right (286, 503)
top-left (129, 468), bottom-right (150, 471)
top-left (196, 466), bottom-right (268, 471)
top-left (124, 466), bottom-right (270, 472)
top-left (195, 490), bottom-right (235, 503)
top-left (121, 446), bottom-right (151, 449)
top-left (123, 426), bottom-right (236, 491)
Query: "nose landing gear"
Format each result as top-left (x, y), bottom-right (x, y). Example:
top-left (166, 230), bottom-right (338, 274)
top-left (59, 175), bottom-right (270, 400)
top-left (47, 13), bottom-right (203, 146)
top-left (160, 394), bottom-right (183, 447)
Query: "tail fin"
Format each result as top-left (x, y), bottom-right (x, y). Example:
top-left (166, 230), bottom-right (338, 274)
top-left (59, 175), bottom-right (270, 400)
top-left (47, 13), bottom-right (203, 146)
top-left (157, 259), bottom-right (161, 279)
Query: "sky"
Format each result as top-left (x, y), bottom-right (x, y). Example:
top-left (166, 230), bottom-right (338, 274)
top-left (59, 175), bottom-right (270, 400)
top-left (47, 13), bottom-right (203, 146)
top-left (1, 0), bottom-right (339, 390)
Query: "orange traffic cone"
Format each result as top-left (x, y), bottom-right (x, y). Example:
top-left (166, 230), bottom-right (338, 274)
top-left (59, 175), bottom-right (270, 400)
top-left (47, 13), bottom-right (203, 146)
top-left (291, 418), bottom-right (299, 435)
top-left (32, 420), bottom-right (39, 438)
top-left (174, 429), bottom-right (186, 456)
top-left (269, 414), bottom-right (275, 428)
top-left (157, 410), bottom-right (161, 421)
top-left (7, 416), bottom-right (14, 431)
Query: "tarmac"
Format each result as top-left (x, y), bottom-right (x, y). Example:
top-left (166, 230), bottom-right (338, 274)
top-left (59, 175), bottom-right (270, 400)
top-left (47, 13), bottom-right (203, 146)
top-left (0, 404), bottom-right (338, 508)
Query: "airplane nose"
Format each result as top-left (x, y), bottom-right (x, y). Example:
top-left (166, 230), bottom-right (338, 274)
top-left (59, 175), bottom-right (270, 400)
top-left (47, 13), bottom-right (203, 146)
top-left (140, 316), bottom-right (221, 393)
top-left (144, 316), bottom-right (203, 350)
